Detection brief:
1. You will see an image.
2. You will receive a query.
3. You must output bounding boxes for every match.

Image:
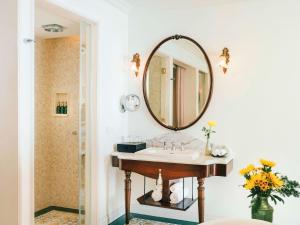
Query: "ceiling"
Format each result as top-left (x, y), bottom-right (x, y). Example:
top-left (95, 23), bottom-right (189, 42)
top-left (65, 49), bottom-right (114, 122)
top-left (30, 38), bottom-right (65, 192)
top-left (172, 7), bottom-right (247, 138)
top-left (35, 6), bottom-right (80, 39)
top-left (125, 0), bottom-right (200, 7)
top-left (125, 0), bottom-right (239, 10)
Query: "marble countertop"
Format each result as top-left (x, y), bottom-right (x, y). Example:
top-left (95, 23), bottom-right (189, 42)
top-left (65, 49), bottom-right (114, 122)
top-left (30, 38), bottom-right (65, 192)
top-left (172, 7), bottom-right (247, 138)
top-left (111, 150), bottom-right (234, 166)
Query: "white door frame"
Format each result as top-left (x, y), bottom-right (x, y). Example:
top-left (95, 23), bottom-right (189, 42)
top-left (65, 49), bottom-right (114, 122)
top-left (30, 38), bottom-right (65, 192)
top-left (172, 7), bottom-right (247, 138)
top-left (18, 1), bottom-right (98, 225)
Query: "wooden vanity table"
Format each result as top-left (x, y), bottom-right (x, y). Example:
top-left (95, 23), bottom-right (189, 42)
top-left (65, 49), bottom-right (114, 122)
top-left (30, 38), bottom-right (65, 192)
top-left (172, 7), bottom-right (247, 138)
top-left (112, 152), bottom-right (233, 224)
top-left (113, 34), bottom-right (227, 224)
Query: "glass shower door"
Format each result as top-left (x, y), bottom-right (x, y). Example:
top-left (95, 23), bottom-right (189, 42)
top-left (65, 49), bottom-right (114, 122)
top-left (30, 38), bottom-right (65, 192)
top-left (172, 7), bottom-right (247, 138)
top-left (79, 21), bottom-right (91, 225)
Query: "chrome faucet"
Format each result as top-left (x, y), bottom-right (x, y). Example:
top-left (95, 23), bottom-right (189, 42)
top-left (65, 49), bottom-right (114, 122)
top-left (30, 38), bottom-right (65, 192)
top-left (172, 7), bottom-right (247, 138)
top-left (171, 142), bottom-right (176, 151)
top-left (163, 141), bottom-right (167, 150)
top-left (180, 142), bottom-right (184, 151)
top-left (162, 142), bottom-right (184, 151)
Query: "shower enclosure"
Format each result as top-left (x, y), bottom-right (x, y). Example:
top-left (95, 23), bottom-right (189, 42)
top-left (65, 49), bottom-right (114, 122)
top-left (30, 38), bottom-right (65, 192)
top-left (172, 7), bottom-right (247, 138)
top-left (34, 19), bottom-right (92, 225)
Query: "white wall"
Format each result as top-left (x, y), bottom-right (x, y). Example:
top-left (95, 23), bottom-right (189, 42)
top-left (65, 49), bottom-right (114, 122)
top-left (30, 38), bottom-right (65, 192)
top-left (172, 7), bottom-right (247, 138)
top-left (127, 0), bottom-right (300, 224)
top-left (0, 1), bottom-right (18, 225)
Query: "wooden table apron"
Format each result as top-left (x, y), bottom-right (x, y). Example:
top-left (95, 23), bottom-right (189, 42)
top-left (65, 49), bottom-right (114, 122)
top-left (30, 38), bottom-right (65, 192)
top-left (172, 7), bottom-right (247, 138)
top-left (112, 156), bottom-right (233, 224)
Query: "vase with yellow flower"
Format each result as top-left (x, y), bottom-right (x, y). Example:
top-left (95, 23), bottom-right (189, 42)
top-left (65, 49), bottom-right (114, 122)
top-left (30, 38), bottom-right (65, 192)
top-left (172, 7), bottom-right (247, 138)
top-left (202, 121), bottom-right (216, 156)
top-left (240, 159), bottom-right (300, 222)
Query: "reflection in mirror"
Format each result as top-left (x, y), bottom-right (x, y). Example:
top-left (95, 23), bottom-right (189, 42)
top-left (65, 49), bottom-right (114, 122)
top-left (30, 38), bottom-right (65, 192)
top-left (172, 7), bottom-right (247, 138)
top-left (144, 36), bottom-right (213, 130)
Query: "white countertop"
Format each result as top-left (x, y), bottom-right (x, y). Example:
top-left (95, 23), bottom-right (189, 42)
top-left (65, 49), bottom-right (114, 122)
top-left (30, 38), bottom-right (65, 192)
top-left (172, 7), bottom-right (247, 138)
top-left (112, 150), bottom-right (234, 166)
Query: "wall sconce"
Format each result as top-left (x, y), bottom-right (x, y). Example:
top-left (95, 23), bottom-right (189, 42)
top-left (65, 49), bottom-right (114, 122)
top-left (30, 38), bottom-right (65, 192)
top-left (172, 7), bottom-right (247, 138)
top-left (131, 53), bottom-right (140, 77)
top-left (219, 48), bottom-right (230, 74)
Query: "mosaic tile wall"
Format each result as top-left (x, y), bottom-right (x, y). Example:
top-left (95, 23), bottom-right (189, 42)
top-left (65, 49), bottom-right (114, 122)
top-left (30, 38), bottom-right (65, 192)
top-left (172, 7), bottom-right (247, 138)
top-left (35, 37), bottom-right (80, 211)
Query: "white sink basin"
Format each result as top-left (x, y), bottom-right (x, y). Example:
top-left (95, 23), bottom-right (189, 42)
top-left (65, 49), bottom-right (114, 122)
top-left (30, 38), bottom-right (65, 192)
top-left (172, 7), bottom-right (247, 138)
top-left (135, 147), bottom-right (200, 160)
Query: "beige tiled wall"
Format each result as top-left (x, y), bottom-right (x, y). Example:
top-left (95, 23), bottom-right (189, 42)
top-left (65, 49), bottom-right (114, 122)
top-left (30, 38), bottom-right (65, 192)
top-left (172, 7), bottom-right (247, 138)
top-left (35, 36), bottom-right (80, 212)
top-left (148, 55), bottom-right (162, 118)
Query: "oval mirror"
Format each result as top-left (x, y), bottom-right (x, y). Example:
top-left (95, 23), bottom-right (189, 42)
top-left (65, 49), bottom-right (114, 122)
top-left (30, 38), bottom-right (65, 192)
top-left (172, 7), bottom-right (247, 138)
top-left (143, 35), bottom-right (213, 130)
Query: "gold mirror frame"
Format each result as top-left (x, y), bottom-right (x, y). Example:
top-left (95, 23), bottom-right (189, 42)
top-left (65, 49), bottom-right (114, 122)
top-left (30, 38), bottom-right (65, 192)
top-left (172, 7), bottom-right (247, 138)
top-left (142, 35), bottom-right (214, 131)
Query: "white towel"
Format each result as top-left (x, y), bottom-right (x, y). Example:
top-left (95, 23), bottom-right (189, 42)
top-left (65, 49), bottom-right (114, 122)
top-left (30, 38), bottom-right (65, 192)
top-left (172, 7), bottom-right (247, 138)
top-left (151, 190), bottom-right (162, 202)
top-left (170, 189), bottom-right (189, 204)
top-left (170, 182), bottom-right (183, 193)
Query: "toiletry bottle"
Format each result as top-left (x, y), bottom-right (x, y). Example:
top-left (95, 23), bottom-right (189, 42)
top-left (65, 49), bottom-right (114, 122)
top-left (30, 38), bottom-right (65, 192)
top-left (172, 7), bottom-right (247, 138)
top-left (65, 101), bottom-right (68, 114)
top-left (58, 102), bottom-right (62, 114)
top-left (56, 102), bottom-right (60, 114)
top-left (61, 102), bottom-right (65, 114)
top-left (59, 102), bottom-right (63, 114)
top-left (62, 102), bottom-right (66, 114)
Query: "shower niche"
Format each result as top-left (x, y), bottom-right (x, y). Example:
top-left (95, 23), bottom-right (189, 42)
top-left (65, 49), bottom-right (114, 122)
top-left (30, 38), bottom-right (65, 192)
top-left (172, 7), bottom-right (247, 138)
top-left (54, 92), bottom-right (69, 116)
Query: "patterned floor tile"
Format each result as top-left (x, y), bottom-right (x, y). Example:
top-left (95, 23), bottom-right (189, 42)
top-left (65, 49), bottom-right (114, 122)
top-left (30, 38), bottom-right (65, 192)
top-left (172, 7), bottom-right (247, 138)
top-left (35, 210), bottom-right (78, 225)
top-left (35, 211), bottom-right (176, 225)
top-left (129, 218), bottom-right (176, 225)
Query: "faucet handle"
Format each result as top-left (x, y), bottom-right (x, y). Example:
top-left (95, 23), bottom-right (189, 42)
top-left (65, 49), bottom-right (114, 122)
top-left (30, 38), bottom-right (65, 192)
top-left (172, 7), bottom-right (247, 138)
top-left (171, 142), bottom-right (176, 151)
top-left (180, 142), bottom-right (184, 151)
top-left (163, 141), bottom-right (167, 150)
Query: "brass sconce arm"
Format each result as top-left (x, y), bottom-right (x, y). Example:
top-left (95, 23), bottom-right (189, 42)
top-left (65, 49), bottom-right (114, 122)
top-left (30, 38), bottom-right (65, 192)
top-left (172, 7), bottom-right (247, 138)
top-left (219, 47), bottom-right (230, 74)
top-left (131, 53), bottom-right (141, 77)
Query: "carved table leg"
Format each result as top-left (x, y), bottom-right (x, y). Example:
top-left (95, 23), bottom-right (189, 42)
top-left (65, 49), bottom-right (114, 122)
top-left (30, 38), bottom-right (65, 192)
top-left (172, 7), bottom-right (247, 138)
top-left (125, 171), bottom-right (131, 224)
top-left (197, 177), bottom-right (205, 223)
top-left (162, 180), bottom-right (170, 203)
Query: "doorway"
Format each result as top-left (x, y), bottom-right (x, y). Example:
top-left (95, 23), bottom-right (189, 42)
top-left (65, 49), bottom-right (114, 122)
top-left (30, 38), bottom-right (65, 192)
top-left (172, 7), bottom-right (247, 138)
top-left (33, 3), bottom-right (93, 225)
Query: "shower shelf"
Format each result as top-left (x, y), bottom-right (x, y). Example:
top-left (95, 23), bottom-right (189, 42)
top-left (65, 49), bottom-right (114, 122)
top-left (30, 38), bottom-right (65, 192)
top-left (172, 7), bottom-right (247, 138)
top-left (54, 114), bottom-right (69, 117)
top-left (53, 92), bottom-right (69, 117)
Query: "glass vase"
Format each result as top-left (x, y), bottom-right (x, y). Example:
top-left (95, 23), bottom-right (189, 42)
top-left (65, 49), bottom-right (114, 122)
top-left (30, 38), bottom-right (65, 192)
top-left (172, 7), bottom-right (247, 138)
top-left (251, 197), bottom-right (273, 222)
top-left (205, 138), bottom-right (211, 156)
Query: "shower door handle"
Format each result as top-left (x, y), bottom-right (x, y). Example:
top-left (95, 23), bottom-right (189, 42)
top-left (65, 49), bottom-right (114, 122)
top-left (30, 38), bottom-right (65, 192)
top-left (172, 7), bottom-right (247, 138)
top-left (23, 38), bottom-right (36, 44)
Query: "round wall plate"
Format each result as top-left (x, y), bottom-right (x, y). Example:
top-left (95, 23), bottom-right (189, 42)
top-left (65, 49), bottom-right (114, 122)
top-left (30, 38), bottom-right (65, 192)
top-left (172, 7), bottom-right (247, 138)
top-left (120, 94), bottom-right (141, 112)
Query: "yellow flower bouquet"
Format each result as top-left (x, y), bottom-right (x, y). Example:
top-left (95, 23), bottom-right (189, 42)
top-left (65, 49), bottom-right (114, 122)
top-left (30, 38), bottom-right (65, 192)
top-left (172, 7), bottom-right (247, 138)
top-left (240, 159), bottom-right (300, 222)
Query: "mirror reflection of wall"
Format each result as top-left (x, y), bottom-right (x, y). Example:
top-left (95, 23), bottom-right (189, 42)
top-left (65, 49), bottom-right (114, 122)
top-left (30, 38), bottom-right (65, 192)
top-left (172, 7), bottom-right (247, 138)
top-left (145, 36), bottom-right (212, 130)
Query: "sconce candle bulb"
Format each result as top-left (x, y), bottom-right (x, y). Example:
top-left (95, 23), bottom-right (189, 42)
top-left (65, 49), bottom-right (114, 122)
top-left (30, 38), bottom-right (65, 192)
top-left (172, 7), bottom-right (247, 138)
top-left (131, 53), bottom-right (141, 77)
top-left (219, 48), bottom-right (230, 74)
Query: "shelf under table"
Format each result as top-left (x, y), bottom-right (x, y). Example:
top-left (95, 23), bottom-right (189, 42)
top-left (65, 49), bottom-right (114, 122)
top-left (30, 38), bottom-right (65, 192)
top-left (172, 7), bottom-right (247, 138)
top-left (137, 191), bottom-right (197, 211)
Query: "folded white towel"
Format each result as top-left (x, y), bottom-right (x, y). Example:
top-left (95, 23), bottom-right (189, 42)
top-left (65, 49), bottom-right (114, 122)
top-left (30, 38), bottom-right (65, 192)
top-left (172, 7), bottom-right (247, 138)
top-left (151, 190), bottom-right (162, 202)
top-left (170, 189), bottom-right (189, 204)
top-left (170, 182), bottom-right (183, 192)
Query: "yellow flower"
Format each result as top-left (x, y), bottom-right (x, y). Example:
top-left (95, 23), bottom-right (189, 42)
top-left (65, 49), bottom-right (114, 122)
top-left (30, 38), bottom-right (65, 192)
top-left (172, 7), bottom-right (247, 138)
top-left (255, 167), bottom-right (263, 171)
top-left (240, 164), bottom-right (255, 175)
top-left (244, 179), bottom-right (255, 190)
top-left (260, 159), bottom-right (276, 167)
top-left (269, 172), bottom-right (283, 188)
top-left (257, 175), bottom-right (270, 191)
top-left (252, 173), bottom-right (262, 184)
top-left (207, 121), bottom-right (217, 127)
top-left (259, 182), bottom-right (270, 192)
